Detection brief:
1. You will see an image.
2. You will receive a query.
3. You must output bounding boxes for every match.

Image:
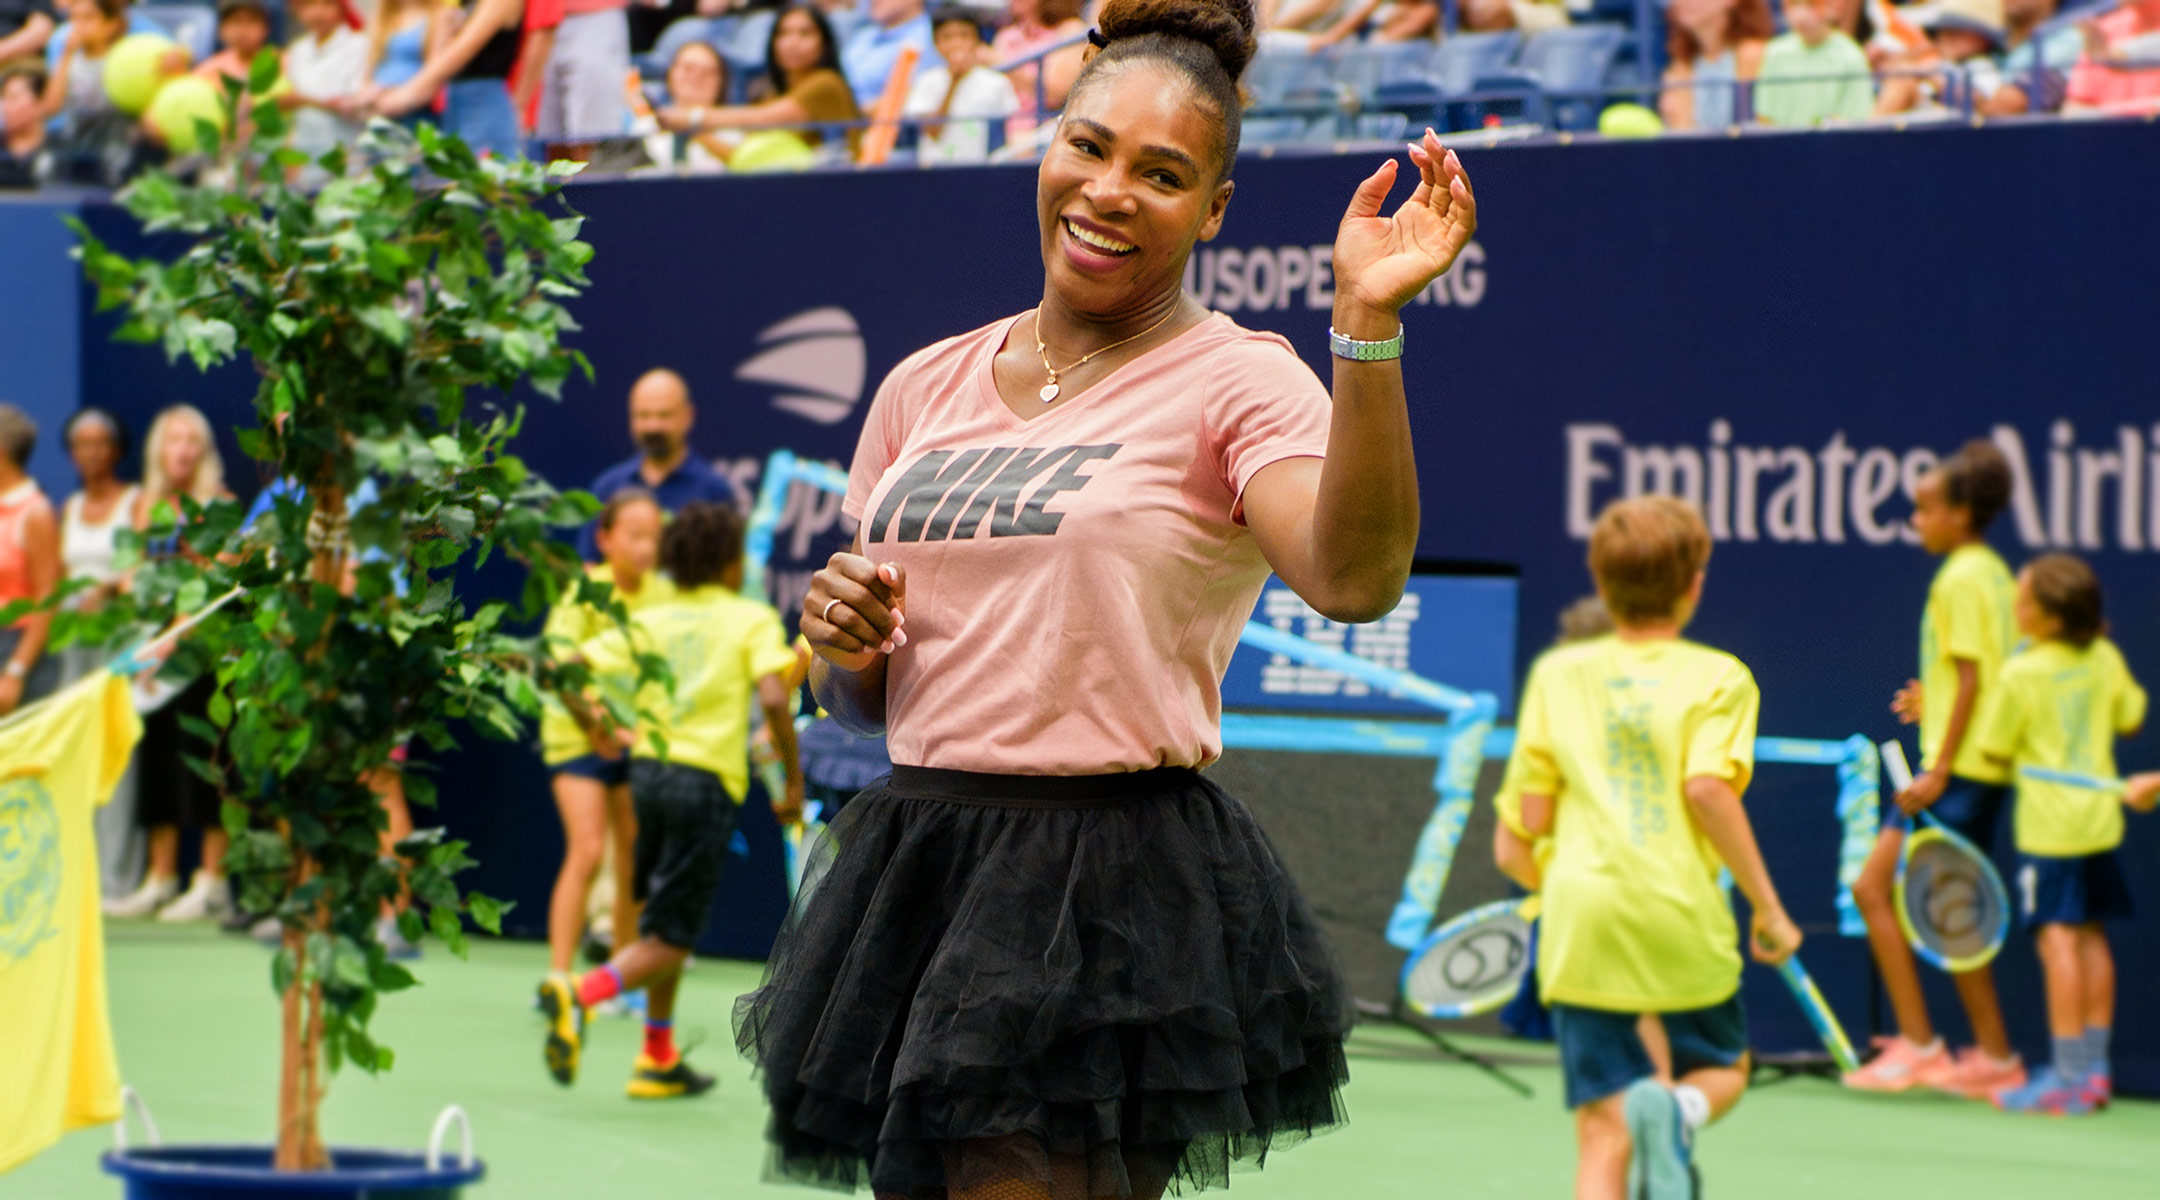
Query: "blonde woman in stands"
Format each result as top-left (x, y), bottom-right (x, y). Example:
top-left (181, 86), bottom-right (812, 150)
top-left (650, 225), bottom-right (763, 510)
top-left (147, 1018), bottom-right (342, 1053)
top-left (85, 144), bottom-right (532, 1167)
top-left (108, 404), bottom-right (238, 922)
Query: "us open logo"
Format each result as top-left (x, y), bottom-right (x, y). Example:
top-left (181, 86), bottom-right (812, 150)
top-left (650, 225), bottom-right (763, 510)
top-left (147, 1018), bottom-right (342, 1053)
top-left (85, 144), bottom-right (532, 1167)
top-left (735, 307), bottom-right (867, 426)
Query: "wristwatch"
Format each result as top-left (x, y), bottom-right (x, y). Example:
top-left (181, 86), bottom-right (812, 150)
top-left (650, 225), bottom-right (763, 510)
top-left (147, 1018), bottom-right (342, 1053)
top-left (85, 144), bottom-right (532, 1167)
top-left (1329, 324), bottom-right (1405, 361)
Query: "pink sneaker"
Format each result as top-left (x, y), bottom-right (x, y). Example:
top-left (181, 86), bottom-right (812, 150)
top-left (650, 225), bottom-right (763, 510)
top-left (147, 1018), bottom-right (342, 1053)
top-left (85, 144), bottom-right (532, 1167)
top-left (1939, 1048), bottom-right (2026, 1099)
top-left (1844, 1038), bottom-right (1952, 1092)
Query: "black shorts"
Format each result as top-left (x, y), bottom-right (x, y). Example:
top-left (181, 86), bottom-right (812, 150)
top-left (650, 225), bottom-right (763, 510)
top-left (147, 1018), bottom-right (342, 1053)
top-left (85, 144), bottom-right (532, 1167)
top-left (2017, 851), bottom-right (2135, 929)
top-left (551, 753), bottom-right (630, 788)
top-left (1551, 994), bottom-right (1749, 1109)
top-left (1885, 773), bottom-right (2008, 844)
top-left (136, 677), bottom-right (224, 830)
top-left (629, 759), bottom-right (737, 950)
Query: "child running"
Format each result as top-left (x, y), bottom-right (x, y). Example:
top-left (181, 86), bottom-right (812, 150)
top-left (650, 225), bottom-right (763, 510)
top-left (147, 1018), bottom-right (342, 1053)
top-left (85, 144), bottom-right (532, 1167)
top-left (1973, 553), bottom-right (2146, 1114)
top-left (1495, 496), bottom-right (1800, 1200)
top-left (1848, 440), bottom-right (2024, 1097)
top-left (541, 501), bottom-right (804, 1099)
top-left (536, 489), bottom-right (668, 999)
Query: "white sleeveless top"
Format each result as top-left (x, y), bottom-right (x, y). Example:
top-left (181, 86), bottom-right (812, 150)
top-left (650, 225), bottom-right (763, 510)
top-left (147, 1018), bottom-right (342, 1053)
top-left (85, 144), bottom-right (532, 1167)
top-left (61, 486), bottom-right (139, 595)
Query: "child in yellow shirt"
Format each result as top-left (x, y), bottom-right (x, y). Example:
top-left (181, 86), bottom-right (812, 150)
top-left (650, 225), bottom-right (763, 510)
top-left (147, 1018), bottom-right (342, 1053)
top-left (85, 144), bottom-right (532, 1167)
top-left (1850, 440), bottom-right (2024, 1097)
top-left (535, 489), bottom-right (668, 988)
top-left (539, 501), bottom-right (804, 1100)
top-left (1974, 554), bottom-right (2146, 1115)
top-left (1495, 496), bottom-right (1799, 1200)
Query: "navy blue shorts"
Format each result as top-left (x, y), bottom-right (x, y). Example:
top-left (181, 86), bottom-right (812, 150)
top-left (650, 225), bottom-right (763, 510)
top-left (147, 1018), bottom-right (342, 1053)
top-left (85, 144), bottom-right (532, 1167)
top-left (1886, 773), bottom-right (2009, 846)
top-left (551, 753), bottom-right (629, 788)
top-left (1552, 994), bottom-right (1749, 1110)
top-left (2016, 851), bottom-right (2135, 929)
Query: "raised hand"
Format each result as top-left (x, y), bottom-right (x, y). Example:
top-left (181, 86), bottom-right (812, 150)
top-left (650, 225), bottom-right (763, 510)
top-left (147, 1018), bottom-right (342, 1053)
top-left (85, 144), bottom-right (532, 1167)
top-left (803, 555), bottom-right (906, 674)
top-left (1332, 127), bottom-right (1478, 316)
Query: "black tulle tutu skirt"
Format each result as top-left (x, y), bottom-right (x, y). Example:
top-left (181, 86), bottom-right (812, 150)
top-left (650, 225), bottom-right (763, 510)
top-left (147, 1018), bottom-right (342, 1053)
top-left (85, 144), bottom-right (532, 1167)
top-left (733, 765), bottom-right (1352, 1198)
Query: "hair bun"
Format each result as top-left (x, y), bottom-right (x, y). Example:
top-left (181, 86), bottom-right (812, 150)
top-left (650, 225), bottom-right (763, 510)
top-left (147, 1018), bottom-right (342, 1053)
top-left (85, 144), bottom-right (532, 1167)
top-left (1096, 0), bottom-right (1257, 83)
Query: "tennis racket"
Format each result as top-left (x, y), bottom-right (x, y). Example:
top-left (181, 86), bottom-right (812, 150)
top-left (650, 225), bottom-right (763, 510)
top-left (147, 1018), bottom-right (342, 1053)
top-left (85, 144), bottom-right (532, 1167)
top-left (1399, 897), bottom-right (1538, 1020)
top-left (1773, 956), bottom-right (1861, 1074)
top-left (781, 801), bottom-right (825, 898)
top-left (1880, 740), bottom-right (2009, 972)
top-left (2017, 765), bottom-right (2127, 794)
top-left (1384, 698), bottom-right (1495, 950)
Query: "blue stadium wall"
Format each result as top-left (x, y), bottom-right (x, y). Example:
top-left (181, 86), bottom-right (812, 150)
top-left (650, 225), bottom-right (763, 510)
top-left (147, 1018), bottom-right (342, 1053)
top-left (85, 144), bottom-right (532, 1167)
top-left (28, 117), bottom-right (2160, 1089)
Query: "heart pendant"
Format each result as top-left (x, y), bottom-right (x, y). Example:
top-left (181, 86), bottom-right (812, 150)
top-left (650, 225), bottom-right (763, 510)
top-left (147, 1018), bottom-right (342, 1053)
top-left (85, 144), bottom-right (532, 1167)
top-left (1038, 382), bottom-right (1060, 404)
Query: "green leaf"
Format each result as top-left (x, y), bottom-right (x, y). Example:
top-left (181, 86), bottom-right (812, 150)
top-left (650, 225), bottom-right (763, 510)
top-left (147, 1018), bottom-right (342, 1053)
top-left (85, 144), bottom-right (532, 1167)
top-left (248, 48), bottom-right (282, 95)
top-left (429, 906), bottom-right (470, 959)
top-left (207, 689), bottom-right (233, 729)
top-left (271, 946), bottom-right (297, 995)
top-left (467, 893), bottom-right (508, 935)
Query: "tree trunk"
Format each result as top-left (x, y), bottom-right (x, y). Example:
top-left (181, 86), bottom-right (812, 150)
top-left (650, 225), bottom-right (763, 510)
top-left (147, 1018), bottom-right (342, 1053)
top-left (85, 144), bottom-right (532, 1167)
top-left (273, 481), bottom-right (350, 1171)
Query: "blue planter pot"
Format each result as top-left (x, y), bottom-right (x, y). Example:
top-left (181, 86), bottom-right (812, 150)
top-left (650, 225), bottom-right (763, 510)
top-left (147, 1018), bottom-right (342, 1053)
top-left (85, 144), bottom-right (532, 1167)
top-left (102, 1145), bottom-right (485, 1199)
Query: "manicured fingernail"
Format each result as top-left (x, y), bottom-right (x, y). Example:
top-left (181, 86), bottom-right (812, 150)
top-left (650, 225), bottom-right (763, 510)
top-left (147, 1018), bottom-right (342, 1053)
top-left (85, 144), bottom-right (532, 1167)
top-left (878, 563), bottom-right (898, 583)
top-left (893, 609), bottom-right (905, 626)
top-left (893, 629), bottom-right (907, 648)
top-left (879, 640), bottom-right (894, 654)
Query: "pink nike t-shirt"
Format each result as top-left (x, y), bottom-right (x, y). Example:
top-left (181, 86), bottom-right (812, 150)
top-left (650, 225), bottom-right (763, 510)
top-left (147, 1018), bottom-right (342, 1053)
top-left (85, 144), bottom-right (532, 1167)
top-left (844, 310), bottom-right (1333, 776)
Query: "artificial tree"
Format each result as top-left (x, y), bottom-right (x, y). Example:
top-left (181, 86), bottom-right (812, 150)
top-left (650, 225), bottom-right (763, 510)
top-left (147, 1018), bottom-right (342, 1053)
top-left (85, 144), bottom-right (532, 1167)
top-left (67, 56), bottom-right (650, 1169)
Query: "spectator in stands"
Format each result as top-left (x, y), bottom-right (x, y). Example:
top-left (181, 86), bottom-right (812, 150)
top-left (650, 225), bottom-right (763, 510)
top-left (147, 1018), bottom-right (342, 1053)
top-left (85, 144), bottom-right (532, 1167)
top-left (904, 6), bottom-right (1016, 164)
top-left (641, 39), bottom-right (736, 169)
top-left (2000, 0), bottom-right (2084, 112)
top-left (110, 403), bottom-right (235, 922)
top-left (0, 0), bottom-right (56, 64)
top-left (194, 0), bottom-right (274, 87)
top-left (0, 404), bottom-right (60, 716)
top-left (281, 0), bottom-right (369, 171)
top-left (58, 408), bottom-right (142, 902)
top-left (1660, 0), bottom-right (1771, 130)
top-left (367, 0), bottom-right (438, 95)
top-left (992, 0), bottom-right (1083, 137)
top-left (575, 367), bottom-right (744, 562)
top-left (657, 3), bottom-right (860, 156)
top-left (37, 0), bottom-right (133, 171)
top-left (2065, 0), bottom-right (2160, 115)
top-left (1755, 0), bottom-right (1874, 125)
top-left (519, 0), bottom-right (631, 154)
top-left (1875, 0), bottom-right (2030, 116)
top-left (840, 0), bottom-right (931, 109)
top-left (1459, 0), bottom-right (1567, 37)
top-left (0, 61), bottom-right (51, 184)
top-left (1265, 0), bottom-right (1350, 36)
top-left (42, 0), bottom-right (162, 73)
top-left (1303, 0), bottom-right (1441, 53)
top-left (365, 0), bottom-right (531, 159)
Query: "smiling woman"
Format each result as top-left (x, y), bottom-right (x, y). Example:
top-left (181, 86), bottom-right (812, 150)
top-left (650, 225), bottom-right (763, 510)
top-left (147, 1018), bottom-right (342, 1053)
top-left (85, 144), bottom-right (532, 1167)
top-left (730, 0), bottom-right (1477, 1196)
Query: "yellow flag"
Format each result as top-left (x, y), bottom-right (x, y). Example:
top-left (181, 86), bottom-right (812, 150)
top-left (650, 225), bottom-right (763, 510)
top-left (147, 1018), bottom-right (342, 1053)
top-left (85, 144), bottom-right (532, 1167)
top-left (0, 671), bottom-right (144, 1175)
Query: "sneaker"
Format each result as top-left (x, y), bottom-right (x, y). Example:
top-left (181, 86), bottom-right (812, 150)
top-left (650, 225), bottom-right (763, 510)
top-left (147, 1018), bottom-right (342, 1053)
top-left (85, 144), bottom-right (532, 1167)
top-left (104, 874), bottom-right (179, 919)
top-left (625, 1053), bottom-right (716, 1100)
top-left (596, 988), bottom-right (648, 1020)
top-left (1622, 1080), bottom-right (1697, 1200)
top-left (376, 916), bottom-right (422, 961)
top-left (1940, 1048), bottom-right (2026, 1100)
top-left (1992, 1066), bottom-right (2094, 1116)
top-left (1843, 1037), bottom-right (1952, 1093)
top-left (156, 872), bottom-right (232, 922)
top-left (252, 915), bottom-right (284, 946)
top-left (221, 906), bottom-right (265, 934)
top-left (538, 975), bottom-right (586, 1086)
top-left (2080, 1071), bottom-right (2112, 1110)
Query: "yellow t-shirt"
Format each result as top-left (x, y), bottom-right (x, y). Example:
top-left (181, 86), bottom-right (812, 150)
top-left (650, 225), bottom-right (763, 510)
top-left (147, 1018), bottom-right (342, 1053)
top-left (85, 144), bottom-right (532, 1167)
top-left (1490, 753), bottom-right (1555, 874)
top-left (582, 584), bottom-right (798, 801)
top-left (1920, 543), bottom-right (2017, 783)
top-left (0, 671), bottom-right (141, 1174)
top-left (538, 565), bottom-right (674, 766)
top-left (1507, 635), bottom-right (1759, 1012)
top-left (1974, 638), bottom-right (2147, 856)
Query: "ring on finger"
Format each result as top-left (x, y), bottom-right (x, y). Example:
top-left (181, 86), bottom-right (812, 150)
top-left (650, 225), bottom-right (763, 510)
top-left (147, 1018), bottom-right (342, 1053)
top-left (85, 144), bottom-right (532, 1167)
top-left (821, 597), bottom-right (843, 624)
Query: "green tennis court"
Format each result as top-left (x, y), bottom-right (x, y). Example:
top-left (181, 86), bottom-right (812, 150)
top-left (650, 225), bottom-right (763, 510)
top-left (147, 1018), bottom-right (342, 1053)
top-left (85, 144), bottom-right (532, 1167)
top-left (14, 924), bottom-right (2159, 1198)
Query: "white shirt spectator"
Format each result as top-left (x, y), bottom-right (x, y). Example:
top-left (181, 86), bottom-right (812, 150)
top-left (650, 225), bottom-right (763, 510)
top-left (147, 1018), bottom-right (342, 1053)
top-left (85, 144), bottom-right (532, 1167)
top-left (286, 25), bottom-right (369, 158)
top-left (903, 61), bottom-right (1015, 164)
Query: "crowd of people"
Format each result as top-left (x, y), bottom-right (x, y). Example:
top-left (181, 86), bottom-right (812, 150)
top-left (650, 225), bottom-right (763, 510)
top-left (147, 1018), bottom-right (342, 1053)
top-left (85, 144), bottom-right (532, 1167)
top-left (1, 0), bottom-right (2154, 184)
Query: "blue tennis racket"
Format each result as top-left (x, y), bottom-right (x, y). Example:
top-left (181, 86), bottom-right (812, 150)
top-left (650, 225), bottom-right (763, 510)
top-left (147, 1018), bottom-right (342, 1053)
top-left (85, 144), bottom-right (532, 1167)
top-left (1773, 956), bottom-right (1860, 1074)
top-left (1399, 898), bottom-right (1535, 1020)
top-left (1880, 741), bottom-right (2010, 972)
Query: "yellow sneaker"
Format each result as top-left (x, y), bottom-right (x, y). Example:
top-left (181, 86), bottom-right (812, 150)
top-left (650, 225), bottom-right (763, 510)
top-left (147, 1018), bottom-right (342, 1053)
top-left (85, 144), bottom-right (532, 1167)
top-left (538, 976), bottom-right (585, 1086)
top-left (625, 1053), bottom-right (716, 1100)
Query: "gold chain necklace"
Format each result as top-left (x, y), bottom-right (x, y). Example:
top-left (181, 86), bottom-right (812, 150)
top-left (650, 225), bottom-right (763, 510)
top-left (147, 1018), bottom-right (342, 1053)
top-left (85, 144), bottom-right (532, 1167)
top-left (1031, 306), bottom-right (1178, 404)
